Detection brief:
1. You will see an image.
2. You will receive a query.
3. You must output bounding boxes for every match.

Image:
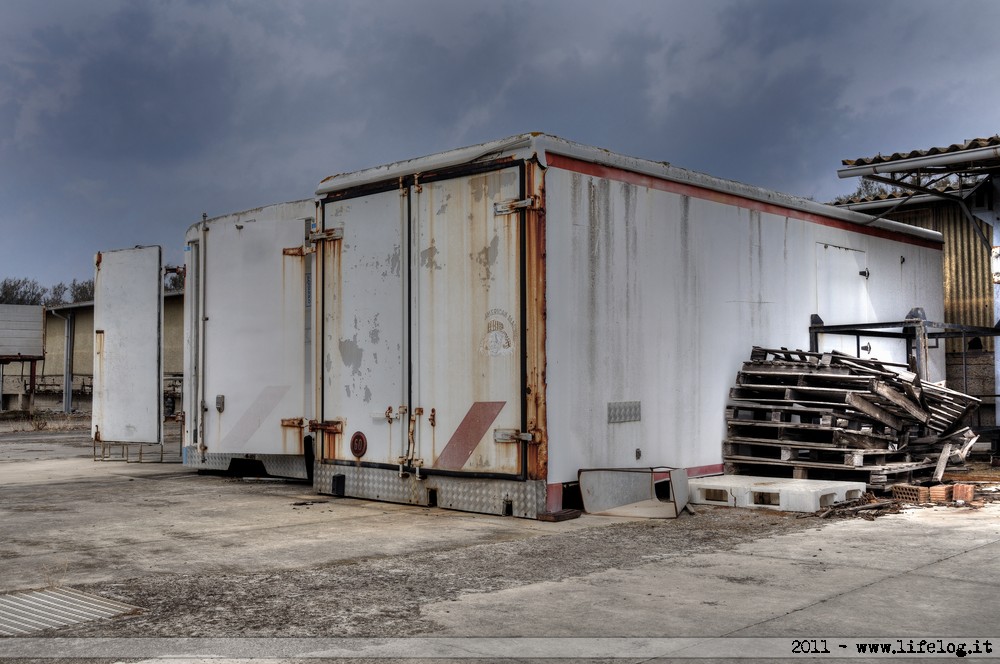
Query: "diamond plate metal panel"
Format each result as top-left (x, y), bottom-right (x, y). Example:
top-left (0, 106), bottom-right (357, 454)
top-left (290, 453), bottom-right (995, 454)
top-left (182, 447), bottom-right (307, 479)
top-left (313, 463), bottom-right (546, 518)
top-left (608, 401), bottom-right (641, 423)
top-left (261, 456), bottom-right (308, 479)
top-left (183, 447), bottom-right (230, 471)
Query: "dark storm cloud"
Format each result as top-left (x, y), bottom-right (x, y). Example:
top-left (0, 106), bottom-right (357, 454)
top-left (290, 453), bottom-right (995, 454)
top-left (2, 0), bottom-right (1000, 285)
top-left (715, 0), bottom-right (875, 56)
top-left (25, 7), bottom-right (238, 163)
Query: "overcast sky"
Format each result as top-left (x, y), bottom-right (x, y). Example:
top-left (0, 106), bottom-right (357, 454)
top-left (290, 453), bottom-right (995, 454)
top-left (2, 0), bottom-right (999, 285)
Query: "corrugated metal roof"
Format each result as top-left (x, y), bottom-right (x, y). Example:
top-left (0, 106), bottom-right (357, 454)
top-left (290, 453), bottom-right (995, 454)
top-left (843, 135), bottom-right (1000, 167)
top-left (833, 183), bottom-right (975, 206)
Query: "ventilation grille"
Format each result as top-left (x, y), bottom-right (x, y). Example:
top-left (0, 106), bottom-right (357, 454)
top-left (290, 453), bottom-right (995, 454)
top-left (0, 587), bottom-right (139, 635)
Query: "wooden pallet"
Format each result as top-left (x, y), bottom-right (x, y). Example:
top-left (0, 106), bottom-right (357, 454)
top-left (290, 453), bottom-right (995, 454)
top-left (724, 438), bottom-right (909, 468)
top-left (727, 420), bottom-right (895, 449)
top-left (723, 346), bottom-right (979, 489)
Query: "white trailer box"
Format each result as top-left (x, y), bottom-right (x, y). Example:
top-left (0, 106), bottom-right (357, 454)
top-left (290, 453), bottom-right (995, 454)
top-left (311, 134), bottom-right (944, 517)
top-left (182, 200), bottom-right (316, 478)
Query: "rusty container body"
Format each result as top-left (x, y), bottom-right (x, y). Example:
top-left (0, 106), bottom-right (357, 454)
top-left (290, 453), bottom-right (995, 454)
top-left (182, 200), bottom-right (316, 478)
top-left (312, 134), bottom-right (945, 517)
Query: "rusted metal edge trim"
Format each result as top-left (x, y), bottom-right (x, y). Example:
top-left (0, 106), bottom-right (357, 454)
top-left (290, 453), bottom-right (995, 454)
top-left (547, 153), bottom-right (944, 251)
top-left (318, 157), bottom-right (520, 203)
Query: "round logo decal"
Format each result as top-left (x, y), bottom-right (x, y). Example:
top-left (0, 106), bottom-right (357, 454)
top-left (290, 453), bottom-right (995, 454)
top-left (481, 308), bottom-right (516, 357)
top-left (350, 431), bottom-right (367, 458)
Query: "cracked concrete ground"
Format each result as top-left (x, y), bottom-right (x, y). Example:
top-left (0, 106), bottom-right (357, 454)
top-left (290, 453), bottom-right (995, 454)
top-left (1, 428), bottom-right (998, 663)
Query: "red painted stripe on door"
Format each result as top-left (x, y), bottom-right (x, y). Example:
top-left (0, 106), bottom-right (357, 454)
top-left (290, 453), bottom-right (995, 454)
top-left (434, 401), bottom-right (506, 470)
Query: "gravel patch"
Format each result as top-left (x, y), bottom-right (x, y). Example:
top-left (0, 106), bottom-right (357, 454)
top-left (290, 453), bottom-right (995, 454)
top-left (56, 507), bottom-right (815, 638)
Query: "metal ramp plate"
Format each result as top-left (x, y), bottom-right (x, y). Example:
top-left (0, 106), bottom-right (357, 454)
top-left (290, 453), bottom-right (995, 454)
top-left (578, 468), bottom-right (689, 518)
top-left (0, 587), bottom-right (139, 635)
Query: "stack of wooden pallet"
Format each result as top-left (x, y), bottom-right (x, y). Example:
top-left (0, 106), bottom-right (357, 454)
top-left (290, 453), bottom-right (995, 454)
top-left (724, 347), bottom-right (980, 489)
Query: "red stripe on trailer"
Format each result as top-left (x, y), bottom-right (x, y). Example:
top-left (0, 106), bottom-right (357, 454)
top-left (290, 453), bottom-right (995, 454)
top-left (686, 463), bottom-right (725, 477)
top-left (545, 483), bottom-right (563, 513)
top-left (434, 401), bottom-right (506, 470)
top-left (545, 153), bottom-right (943, 251)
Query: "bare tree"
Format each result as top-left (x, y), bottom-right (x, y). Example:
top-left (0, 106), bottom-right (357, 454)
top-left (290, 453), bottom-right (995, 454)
top-left (46, 282), bottom-right (68, 306)
top-left (165, 272), bottom-right (185, 292)
top-left (69, 279), bottom-right (95, 303)
top-left (0, 277), bottom-right (96, 306)
top-left (0, 278), bottom-right (48, 305)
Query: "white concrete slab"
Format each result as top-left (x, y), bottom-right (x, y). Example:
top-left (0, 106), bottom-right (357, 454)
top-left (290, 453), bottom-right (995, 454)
top-left (689, 475), bottom-right (867, 512)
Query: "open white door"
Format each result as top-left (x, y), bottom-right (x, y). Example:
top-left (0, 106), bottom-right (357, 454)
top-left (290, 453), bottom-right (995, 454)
top-left (92, 246), bottom-right (163, 444)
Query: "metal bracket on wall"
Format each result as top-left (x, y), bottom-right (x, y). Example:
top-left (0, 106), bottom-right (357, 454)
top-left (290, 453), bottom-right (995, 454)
top-left (493, 197), bottom-right (538, 215)
top-left (494, 429), bottom-right (537, 444)
top-left (308, 228), bottom-right (344, 243)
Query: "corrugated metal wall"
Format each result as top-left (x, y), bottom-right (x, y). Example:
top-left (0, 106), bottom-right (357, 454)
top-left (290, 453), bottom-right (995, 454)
top-left (890, 204), bottom-right (994, 352)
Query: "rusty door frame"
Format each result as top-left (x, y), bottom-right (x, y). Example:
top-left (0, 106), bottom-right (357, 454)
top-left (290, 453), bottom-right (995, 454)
top-left (315, 157), bottom-right (548, 482)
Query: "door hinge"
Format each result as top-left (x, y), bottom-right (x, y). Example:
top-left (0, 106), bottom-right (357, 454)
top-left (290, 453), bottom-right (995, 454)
top-left (494, 197), bottom-right (538, 216)
top-left (309, 228), bottom-right (344, 243)
top-left (493, 429), bottom-right (537, 444)
top-left (309, 419), bottom-right (344, 434)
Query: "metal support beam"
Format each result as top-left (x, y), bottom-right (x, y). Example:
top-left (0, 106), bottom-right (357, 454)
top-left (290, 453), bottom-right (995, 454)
top-left (865, 174), bottom-right (992, 251)
top-left (975, 177), bottom-right (1000, 419)
top-left (63, 312), bottom-right (75, 413)
top-left (910, 319), bottom-right (929, 382)
top-left (28, 360), bottom-right (36, 415)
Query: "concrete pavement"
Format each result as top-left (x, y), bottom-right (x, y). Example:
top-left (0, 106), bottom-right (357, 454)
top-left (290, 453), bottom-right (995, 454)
top-left (1, 429), bottom-right (998, 663)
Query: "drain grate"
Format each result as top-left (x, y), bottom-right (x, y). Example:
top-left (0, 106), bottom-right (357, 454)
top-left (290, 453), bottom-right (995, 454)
top-left (0, 587), bottom-right (139, 635)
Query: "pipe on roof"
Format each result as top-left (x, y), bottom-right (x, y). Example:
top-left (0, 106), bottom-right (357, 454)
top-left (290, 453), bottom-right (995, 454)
top-left (838, 145), bottom-right (1000, 178)
top-left (839, 194), bottom-right (946, 212)
top-left (315, 134), bottom-right (538, 196)
top-left (316, 133), bottom-right (943, 243)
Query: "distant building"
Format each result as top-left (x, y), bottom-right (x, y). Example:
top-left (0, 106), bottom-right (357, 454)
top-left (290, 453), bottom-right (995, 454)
top-left (0, 292), bottom-right (183, 413)
top-left (836, 136), bottom-right (1000, 428)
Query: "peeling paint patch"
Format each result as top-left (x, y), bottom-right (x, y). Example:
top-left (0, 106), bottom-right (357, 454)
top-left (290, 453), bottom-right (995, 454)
top-left (388, 245), bottom-right (401, 276)
top-left (363, 386), bottom-right (372, 403)
top-left (436, 193), bottom-right (452, 216)
top-left (471, 177), bottom-right (488, 203)
top-left (369, 314), bottom-right (381, 344)
top-left (420, 240), bottom-right (443, 270)
top-left (471, 233), bottom-right (500, 286)
top-left (339, 336), bottom-right (364, 376)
